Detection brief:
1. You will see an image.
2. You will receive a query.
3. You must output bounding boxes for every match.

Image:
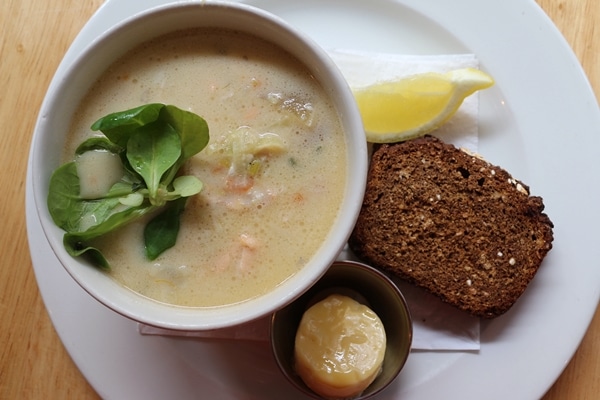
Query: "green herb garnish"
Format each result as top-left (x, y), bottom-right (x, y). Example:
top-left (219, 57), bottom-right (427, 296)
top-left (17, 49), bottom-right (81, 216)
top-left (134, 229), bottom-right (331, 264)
top-left (47, 103), bottom-right (209, 269)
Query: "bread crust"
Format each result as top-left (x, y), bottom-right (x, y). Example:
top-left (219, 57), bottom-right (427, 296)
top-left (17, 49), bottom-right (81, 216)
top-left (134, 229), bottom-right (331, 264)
top-left (349, 135), bottom-right (554, 318)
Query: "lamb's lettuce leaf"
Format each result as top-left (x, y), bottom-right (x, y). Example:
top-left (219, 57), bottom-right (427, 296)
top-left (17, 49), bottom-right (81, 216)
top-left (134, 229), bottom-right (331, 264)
top-left (47, 103), bottom-right (209, 269)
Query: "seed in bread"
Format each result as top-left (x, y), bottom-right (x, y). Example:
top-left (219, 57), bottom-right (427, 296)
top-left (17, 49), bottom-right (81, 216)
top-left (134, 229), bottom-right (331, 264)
top-left (348, 135), bottom-right (554, 318)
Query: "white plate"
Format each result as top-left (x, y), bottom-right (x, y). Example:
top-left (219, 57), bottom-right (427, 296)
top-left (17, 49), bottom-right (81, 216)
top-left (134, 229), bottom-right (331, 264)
top-left (26, 0), bottom-right (600, 399)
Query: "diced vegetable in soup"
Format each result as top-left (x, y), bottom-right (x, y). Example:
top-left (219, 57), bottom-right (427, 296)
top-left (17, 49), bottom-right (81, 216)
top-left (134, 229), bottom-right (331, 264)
top-left (64, 29), bottom-right (348, 307)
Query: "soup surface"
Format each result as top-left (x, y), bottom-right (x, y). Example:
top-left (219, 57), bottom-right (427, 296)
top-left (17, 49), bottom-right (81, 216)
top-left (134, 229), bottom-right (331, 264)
top-left (65, 29), bottom-right (348, 307)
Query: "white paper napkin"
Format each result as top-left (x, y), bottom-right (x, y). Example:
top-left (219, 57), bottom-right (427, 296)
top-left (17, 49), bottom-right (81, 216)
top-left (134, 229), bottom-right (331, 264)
top-left (139, 50), bottom-right (483, 351)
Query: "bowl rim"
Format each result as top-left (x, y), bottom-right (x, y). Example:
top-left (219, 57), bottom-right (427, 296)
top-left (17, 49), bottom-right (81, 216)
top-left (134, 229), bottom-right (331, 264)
top-left (30, 1), bottom-right (367, 330)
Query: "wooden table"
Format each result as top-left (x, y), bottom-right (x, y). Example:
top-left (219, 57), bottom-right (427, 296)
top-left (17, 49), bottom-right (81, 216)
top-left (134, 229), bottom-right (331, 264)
top-left (1, 0), bottom-right (598, 398)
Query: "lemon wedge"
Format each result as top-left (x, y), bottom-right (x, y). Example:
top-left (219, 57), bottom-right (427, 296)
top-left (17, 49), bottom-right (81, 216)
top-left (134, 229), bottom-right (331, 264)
top-left (353, 68), bottom-right (494, 143)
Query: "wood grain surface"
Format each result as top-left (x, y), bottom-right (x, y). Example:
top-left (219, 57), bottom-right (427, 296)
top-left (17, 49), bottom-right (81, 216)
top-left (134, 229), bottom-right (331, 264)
top-left (1, 0), bottom-right (598, 398)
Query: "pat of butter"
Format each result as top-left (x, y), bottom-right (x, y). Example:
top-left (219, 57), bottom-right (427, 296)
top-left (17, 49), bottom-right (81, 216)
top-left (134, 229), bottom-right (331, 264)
top-left (294, 294), bottom-right (386, 399)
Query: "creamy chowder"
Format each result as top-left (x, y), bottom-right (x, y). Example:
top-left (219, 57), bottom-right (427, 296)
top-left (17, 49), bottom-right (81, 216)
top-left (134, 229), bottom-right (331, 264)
top-left (65, 29), bottom-right (349, 307)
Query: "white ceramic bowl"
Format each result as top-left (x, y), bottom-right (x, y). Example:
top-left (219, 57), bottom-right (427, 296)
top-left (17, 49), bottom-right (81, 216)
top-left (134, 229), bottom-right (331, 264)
top-left (31, 1), bottom-right (367, 331)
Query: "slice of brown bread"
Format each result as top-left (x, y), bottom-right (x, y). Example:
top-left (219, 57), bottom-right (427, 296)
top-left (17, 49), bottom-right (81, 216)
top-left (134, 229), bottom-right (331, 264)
top-left (349, 135), bottom-right (554, 318)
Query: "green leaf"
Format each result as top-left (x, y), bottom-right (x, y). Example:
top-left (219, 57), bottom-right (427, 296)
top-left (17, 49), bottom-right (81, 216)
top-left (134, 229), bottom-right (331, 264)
top-left (62, 204), bottom-right (158, 268)
top-left (156, 105), bottom-right (210, 186)
top-left (47, 162), bottom-right (82, 231)
top-left (47, 162), bottom-right (140, 233)
top-left (76, 197), bottom-right (127, 232)
top-left (48, 103), bottom-right (210, 269)
top-left (161, 105), bottom-right (210, 161)
top-left (75, 137), bottom-right (123, 155)
top-left (126, 121), bottom-right (181, 204)
top-left (63, 235), bottom-right (110, 270)
top-left (91, 103), bottom-right (165, 148)
top-left (66, 205), bottom-right (156, 243)
top-left (172, 175), bottom-right (203, 197)
top-left (144, 197), bottom-right (188, 260)
top-left (106, 181), bottom-right (138, 198)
